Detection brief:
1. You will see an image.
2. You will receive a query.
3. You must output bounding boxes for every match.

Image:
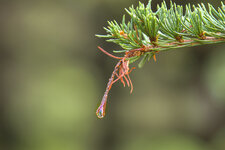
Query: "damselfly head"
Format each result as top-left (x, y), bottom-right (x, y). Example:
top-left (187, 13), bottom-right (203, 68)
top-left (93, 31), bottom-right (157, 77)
top-left (96, 104), bottom-right (106, 119)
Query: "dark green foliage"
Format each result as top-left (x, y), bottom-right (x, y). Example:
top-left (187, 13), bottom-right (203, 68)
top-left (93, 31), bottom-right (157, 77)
top-left (96, 0), bottom-right (225, 67)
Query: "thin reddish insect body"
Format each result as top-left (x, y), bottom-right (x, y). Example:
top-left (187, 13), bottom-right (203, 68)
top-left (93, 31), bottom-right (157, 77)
top-left (96, 60), bottom-right (121, 118)
top-left (96, 46), bottom-right (147, 118)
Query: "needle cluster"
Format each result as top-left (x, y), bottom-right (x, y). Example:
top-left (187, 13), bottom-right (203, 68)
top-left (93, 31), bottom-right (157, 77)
top-left (97, 0), bottom-right (225, 67)
top-left (95, 0), bottom-right (225, 118)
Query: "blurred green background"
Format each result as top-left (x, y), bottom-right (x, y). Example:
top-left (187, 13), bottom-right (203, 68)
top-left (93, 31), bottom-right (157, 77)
top-left (0, 0), bottom-right (225, 150)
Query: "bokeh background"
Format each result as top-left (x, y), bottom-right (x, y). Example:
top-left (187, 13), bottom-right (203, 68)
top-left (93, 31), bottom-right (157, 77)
top-left (0, 0), bottom-right (225, 150)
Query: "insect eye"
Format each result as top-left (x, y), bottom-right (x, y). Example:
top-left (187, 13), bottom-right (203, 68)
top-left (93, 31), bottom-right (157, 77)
top-left (96, 105), bottom-right (105, 119)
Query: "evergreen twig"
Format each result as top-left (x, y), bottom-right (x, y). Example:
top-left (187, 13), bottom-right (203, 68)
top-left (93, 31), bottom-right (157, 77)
top-left (95, 0), bottom-right (225, 118)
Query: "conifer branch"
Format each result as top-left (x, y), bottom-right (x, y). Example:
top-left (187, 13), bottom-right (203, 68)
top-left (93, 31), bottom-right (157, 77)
top-left (95, 0), bottom-right (225, 118)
